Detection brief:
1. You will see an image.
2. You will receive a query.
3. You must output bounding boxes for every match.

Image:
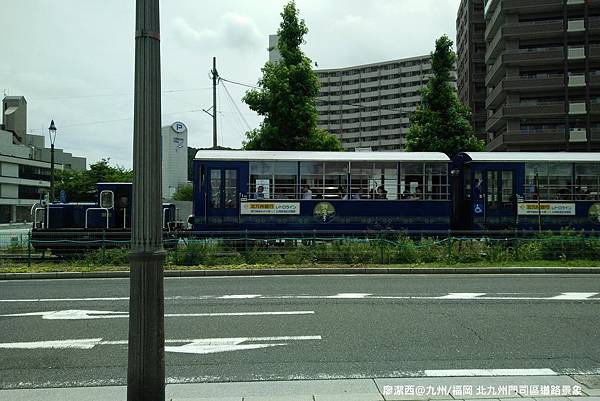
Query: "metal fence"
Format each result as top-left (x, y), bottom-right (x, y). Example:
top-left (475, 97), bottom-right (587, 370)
top-left (1, 229), bottom-right (600, 267)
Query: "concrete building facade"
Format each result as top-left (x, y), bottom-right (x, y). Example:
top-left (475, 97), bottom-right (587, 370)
top-left (315, 56), bottom-right (457, 151)
top-left (483, 0), bottom-right (600, 151)
top-left (161, 121), bottom-right (188, 199)
top-left (456, 0), bottom-right (487, 140)
top-left (0, 96), bottom-right (86, 223)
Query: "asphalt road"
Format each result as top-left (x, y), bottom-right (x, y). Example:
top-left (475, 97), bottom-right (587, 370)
top-left (0, 274), bottom-right (599, 389)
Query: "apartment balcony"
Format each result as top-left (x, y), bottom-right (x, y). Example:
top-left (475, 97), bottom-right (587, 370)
top-left (486, 107), bottom-right (505, 132)
top-left (486, 55), bottom-right (506, 88)
top-left (485, 0), bottom-right (503, 38)
top-left (589, 45), bottom-right (600, 60)
top-left (486, 83), bottom-right (506, 109)
top-left (568, 74), bottom-right (586, 88)
top-left (504, 47), bottom-right (564, 66)
top-left (590, 74), bottom-right (600, 87)
top-left (590, 17), bottom-right (600, 34)
top-left (486, 129), bottom-right (569, 151)
top-left (504, 20), bottom-right (564, 40)
top-left (590, 102), bottom-right (600, 114)
top-left (504, 102), bottom-right (566, 117)
top-left (485, 28), bottom-right (504, 64)
top-left (504, 75), bottom-right (565, 92)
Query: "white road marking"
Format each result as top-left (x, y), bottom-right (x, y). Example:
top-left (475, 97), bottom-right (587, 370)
top-left (551, 292), bottom-right (599, 300)
top-left (0, 309), bottom-right (314, 320)
top-left (0, 292), bottom-right (599, 303)
top-left (0, 338), bottom-right (103, 350)
top-left (0, 336), bottom-right (322, 354)
top-left (326, 293), bottom-right (372, 299)
top-left (437, 293), bottom-right (486, 299)
top-left (424, 368), bottom-right (557, 377)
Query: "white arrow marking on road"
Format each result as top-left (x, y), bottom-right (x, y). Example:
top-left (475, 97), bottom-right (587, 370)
top-left (0, 310), bottom-right (314, 320)
top-left (0, 336), bottom-right (322, 354)
top-left (437, 293), bottom-right (487, 299)
top-left (164, 338), bottom-right (286, 355)
top-left (326, 293), bottom-right (372, 298)
top-left (218, 294), bottom-right (262, 299)
top-left (550, 292), bottom-right (599, 300)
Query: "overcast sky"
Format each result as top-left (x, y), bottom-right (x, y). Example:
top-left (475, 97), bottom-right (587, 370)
top-left (0, 0), bottom-right (461, 168)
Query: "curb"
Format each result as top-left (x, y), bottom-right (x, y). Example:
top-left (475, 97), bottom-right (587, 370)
top-left (0, 267), bottom-right (599, 280)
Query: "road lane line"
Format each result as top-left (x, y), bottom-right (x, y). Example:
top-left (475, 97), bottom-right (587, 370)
top-left (0, 309), bottom-right (315, 320)
top-left (1, 293), bottom-right (600, 303)
top-left (424, 368), bottom-right (557, 377)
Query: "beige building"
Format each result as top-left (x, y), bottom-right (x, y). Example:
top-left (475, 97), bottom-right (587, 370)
top-left (0, 96), bottom-right (86, 223)
top-left (315, 56), bottom-right (457, 151)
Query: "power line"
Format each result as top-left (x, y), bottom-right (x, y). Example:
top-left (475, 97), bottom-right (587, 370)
top-left (219, 76), bottom-right (259, 89)
top-left (28, 87), bottom-right (213, 101)
top-left (221, 81), bottom-right (252, 131)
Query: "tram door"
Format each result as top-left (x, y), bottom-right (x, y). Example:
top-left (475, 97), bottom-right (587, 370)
top-left (482, 169), bottom-right (516, 228)
top-left (206, 168), bottom-right (239, 225)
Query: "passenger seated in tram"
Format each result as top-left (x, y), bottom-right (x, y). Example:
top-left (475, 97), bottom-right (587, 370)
top-left (337, 185), bottom-right (348, 200)
top-left (302, 185), bottom-right (313, 200)
top-left (375, 185), bottom-right (388, 200)
top-left (253, 185), bottom-right (265, 200)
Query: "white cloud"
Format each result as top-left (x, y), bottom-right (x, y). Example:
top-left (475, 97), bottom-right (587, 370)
top-left (171, 12), bottom-right (262, 51)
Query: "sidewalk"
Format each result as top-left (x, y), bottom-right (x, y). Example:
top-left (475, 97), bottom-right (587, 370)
top-left (1, 375), bottom-right (599, 401)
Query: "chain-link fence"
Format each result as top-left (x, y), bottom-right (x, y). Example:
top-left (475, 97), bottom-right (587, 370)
top-left (1, 229), bottom-right (599, 267)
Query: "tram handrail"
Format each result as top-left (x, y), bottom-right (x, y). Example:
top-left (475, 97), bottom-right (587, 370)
top-left (85, 208), bottom-right (110, 229)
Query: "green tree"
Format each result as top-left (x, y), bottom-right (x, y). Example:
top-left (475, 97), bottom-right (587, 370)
top-left (172, 183), bottom-right (193, 201)
top-left (404, 35), bottom-right (484, 157)
top-left (242, 1), bottom-right (342, 151)
top-left (55, 159), bottom-right (133, 202)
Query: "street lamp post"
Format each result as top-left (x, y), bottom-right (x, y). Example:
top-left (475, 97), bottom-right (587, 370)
top-left (48, 120), bottom-right (57, 203)
top-left (127, 0), bottom-right (165, 400)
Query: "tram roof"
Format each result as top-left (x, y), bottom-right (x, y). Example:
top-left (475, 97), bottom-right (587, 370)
top-left (460, 152), bottom-right (600, 163)
top-left (194, 150), bottom-right (450, 162)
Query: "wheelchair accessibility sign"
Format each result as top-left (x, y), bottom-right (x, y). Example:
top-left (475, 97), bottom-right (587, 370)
top-left (474, 203), bottom-right (484, 215)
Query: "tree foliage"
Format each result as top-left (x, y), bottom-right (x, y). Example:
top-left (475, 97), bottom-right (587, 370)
top-left (404, 35), bottom-right (485, 157)
top-left (242, 1), bottom-right (342, 151)
top-left (55, 159), bottom-right (133, 202)
top-left (172, 183), bottom-right (193, 201)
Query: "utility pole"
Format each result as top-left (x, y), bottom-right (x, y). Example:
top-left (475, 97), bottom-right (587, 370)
top-left (212, 56), bottom-right (218, 148)
top-left (128, 0), bottom-right (165, 399)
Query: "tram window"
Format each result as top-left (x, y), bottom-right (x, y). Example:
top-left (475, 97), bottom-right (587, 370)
top-left (401, 163), bottom-right (424, 200)
top-left (575, 163), bottom-right (600, 199)
top-left (249, 162), bottom-right (272, 199)
top-left (210, 170), bottom-right (221, 208)
top-left (300, 162), bottom-right (324, 198)
top-left (525, 163), bottom-right (572, 200)
top-left (375, 162), bottom-right (398, 200)
top-left (324, 162), bottom-right (348, 199)
top-left (274, 162), bottom-right (297, 199)
top-left (425, 163), bottom-right (448, 200)
top-left (548, 164), bottom-right (572, 200)
top-left (487, 171), bottom-right (499, 209)
top-left (350, 162), bottom-right (372, 199)
top-left (501, 171), bottom-right (513, 206)
top-left (224, 170), bottom-right (237, 208)
top-left (525, 163), bottom-right (548, 200)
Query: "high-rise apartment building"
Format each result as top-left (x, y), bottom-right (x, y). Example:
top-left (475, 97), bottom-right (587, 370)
top-left (484, 0), bottom-right (600, 151)
top-left (456, 0), bottom-right (487, 140)
top-left (316, 56), bottom-right (457, 151)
